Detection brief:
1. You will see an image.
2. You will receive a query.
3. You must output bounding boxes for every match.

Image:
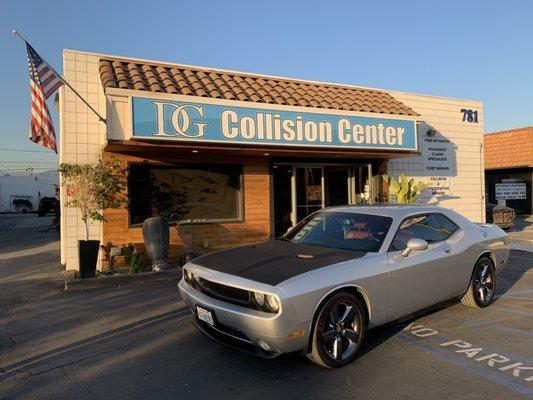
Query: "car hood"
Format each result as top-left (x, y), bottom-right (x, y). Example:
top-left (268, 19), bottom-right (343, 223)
top-left (192, 239), bottom-right (366, 286)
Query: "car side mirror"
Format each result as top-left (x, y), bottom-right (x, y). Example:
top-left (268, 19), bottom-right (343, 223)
top-left (401, 238), bottom-right (429, 257)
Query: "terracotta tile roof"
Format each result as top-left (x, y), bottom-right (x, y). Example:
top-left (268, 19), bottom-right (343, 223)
top-left (485, 127), bottom-right (533, 170)
top-left (99, 58), bottom-right (418, 116)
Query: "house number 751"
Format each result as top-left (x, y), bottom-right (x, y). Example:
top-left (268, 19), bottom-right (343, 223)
top-left (460, 109), bottom-right (478, 123)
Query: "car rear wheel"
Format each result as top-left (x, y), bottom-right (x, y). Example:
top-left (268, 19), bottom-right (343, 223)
top-left (307, 292), bottom-right (366, 368)
top-left (461, 256), bottom-right (496, 308)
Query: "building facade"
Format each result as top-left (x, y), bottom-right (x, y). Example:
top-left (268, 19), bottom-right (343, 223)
top-left (485, 127), bottom-right (533, 214)
top-left (59, 50), bottom-right (485, 271)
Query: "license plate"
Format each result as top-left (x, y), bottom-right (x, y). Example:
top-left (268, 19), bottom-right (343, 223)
top-left (196, 306), bottom-right (214, 326)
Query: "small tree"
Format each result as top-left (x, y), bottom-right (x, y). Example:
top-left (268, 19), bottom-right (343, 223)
top-left (59, 158), bottom-right (124, 240)
top-left (383, 173), bottom-right (428, 204)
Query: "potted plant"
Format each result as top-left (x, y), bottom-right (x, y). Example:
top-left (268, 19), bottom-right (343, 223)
top-left (59, 158), bottom-right (124, 278)
top-left (383, 173), bottom-right (428, 204)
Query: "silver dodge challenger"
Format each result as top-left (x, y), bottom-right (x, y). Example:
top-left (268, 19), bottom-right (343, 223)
top-left (178, 205), bottom-right (509, 368)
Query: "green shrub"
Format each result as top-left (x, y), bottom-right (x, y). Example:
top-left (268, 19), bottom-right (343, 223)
top-left (122, 243), bottom-right (146, 274)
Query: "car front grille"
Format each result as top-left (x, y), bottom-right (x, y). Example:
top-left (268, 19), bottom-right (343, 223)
top-left (197, 277), bottom-right (251, 306)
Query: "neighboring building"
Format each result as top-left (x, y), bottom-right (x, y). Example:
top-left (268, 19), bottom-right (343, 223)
top-left (485, 127), bottom-right (533, 214)
top-left (0, 170), bottom-right (58, 213)
top-left (59, 50), bottom-right (485, 271)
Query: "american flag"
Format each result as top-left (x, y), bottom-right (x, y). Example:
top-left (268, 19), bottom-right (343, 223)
top-left (26, 43), bottom-right (63, 153)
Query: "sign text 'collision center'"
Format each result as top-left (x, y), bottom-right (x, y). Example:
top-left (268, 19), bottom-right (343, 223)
top-left (132, 97), bottom-right (418, 151)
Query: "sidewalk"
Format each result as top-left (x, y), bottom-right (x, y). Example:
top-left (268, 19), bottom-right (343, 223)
top-left (507, 214), bottom-right (533, 252)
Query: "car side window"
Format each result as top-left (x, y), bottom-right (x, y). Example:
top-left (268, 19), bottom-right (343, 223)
top-left (433, 213), bottom-right (459, 237)
top-left (390, 214), bottom-right (449, 251)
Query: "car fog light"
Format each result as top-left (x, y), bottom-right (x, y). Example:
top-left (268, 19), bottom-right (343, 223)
top-left (257, 339), bottom-right (271, 351)
top-left (253, 292), bottom-right (265, 305)
top-left (265, 294), bottom-right (280, 312)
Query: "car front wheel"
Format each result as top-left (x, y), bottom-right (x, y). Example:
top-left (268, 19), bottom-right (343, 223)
top-left (461, 256), bottom-right (496, 308)
top-left (307, 292), bottom-right (366, 368)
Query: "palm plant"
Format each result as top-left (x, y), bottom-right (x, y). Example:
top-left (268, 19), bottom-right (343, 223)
top-left (383, 173), bottom-right (428, 204)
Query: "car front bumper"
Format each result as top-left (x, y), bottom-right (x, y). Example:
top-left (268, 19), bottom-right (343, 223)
top-left (178, 279), bottom-right (310, 357)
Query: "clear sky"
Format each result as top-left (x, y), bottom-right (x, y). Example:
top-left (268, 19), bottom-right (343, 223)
top-left (1, 0), bottom-right (532, 172)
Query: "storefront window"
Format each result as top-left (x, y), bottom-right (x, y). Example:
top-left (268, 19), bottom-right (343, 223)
top-left (128, 164), bottom-right (243, 225)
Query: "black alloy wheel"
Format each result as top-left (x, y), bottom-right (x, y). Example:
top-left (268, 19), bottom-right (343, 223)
top-left (473, 259), bottom-right (495, 305)
top-left (461, 256), bottom-right (496, 308)
top-left (308, 292), bottom-right (366, 368)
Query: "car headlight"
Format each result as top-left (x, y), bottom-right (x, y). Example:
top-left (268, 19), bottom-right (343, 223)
top-left (251, 291), bottom-right (280, 313)
top-left (183, 268), bottom-right (192, 283)
top-left (253, 291), bottom-right (265, 306)
top-left (265, 294), bottom-right (280, 312)
top-left (183, 268), bottom-right (198, 286)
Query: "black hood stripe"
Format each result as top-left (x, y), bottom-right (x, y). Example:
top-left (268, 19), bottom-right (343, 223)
top-left (193, 240), bottom-right (366, 286)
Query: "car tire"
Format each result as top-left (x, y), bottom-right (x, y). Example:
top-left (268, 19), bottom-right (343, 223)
top-left (461, 256), bottom-right (496, 308)
top-left (307, 292), bottom-right (366, 368)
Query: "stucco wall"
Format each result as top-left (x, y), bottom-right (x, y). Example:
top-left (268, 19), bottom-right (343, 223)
top-left (388, 92), bottom-right (485, 222)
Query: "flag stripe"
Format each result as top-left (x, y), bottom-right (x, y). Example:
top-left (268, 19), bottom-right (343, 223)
top-left (44, 81), bottom-right (63, 99)
top-left (25, 42), bottom-right (62, 153)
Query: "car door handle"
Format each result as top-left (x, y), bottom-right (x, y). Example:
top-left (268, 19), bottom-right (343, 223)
top-left (444, 247), bottom-right (452, 253)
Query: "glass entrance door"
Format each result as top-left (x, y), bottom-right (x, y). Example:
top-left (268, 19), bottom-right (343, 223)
top-left (325, 167), bottom-right (350, 207)
top-left (296, 167), bottom-right (323, 222)
top-left (272, 163), bottom-right (373, 237)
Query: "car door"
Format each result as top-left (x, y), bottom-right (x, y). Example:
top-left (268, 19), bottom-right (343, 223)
top-left (386, 213), bottom-right (457, 322)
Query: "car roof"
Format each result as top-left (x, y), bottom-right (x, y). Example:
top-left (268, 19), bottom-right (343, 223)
top-left (322, 203), bottom-right (453, 218)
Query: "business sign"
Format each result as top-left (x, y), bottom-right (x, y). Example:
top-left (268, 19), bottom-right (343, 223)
top-left (131, 97), bottom-right (418, 151)
top-left (495, 183), bottom-right (527, 200)
top-left (426, 176), bottom-right (452, 197)
top-left (423, 136), bottom-right (453, 176)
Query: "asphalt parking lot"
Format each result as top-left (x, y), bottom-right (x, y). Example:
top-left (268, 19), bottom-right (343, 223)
top-left (0, 215), bottom-right (532, 399)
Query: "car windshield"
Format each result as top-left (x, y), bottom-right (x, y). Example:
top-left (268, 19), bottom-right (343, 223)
top-left (283, 211), bottom-right (393, 252)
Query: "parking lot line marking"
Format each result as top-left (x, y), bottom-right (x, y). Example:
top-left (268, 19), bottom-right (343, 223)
top-left (0, 308), bottom-right (191, 378)
top-left (397, 331), bottom-right (533, 397)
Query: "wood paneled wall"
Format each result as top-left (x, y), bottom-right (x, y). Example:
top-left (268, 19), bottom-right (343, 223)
top-left (102, 151), bottom-right (271, 264)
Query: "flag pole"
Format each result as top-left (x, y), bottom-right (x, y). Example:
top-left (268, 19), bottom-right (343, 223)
top-left (12, 29), bottom-right (107, 124)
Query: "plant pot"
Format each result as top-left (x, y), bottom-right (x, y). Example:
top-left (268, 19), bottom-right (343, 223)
top-left (79, 240), bottom-right (100, 279)
top-left (142, 216), bottom-right (169, 271)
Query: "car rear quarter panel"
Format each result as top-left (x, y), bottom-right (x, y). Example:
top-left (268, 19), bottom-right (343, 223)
top-left (278, 253), bottom-right (389, 329)
top-left (454, 225), bottom-right (509, 295)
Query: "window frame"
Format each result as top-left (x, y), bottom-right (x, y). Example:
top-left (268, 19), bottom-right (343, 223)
top-left (127, 161), bottom-right (245, 228)
top-left (387, 212), bottom-right (460, 252)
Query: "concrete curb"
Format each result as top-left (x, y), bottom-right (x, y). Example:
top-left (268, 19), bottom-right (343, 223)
top-left (64, 269), bottom-right (182, 291)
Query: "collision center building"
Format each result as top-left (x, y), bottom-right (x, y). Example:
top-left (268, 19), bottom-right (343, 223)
top-left (59, 50), bottom-right (485, 271)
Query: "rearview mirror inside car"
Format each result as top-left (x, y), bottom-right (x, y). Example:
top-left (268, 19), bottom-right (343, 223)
top-left (401, 238), bottom-right (429, 257)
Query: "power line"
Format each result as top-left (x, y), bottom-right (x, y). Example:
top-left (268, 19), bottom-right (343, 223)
top-left (0, 147), bottom-right (57, 154)
top-left (0, 161), bottom-right (58, 164)
top-left (0, 168), bottom-right (56, 171)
